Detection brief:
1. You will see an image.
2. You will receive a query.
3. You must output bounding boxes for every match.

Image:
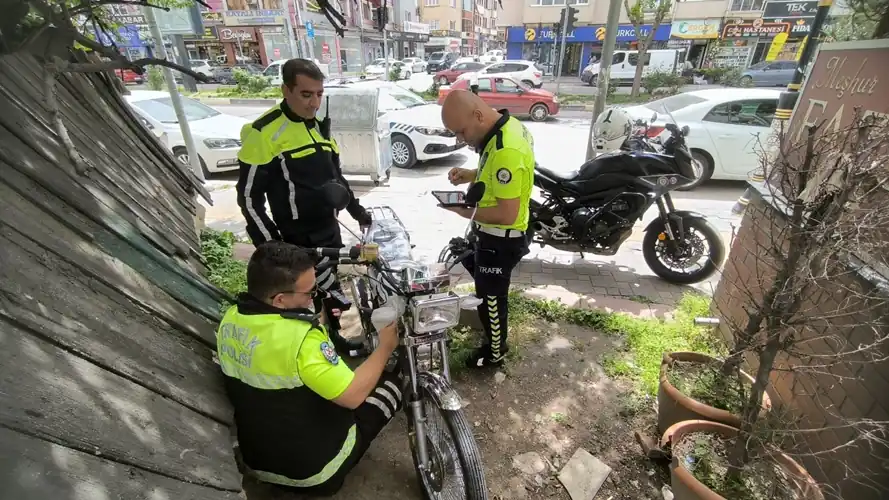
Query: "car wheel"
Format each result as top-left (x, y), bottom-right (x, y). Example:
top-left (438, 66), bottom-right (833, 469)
top-left (405, 71), bottom-right (412, 79)
top-left (174, 147), bottom-right (210, 180)
top-left (521, 79), bottom-right (535, 88)
top-left (590, 74), bottom-right (598, 87)
top-left (529, 103), bottom-right (549, 122)
top-left (438, 76), bottom-right (449, 85)
top-left (740, 75), bottom-right (753, 87)
top-left (678, 149), bottom-right (714, 191)
top-left (391, 134), bottom-right (417, 169)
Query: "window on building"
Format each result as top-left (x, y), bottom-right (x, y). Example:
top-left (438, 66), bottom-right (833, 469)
top-left (450, 20), bottom-right (457, 30)
top-left (425, 0), bottom-right (439, 6)
top-left (729, 0), bottom-right (764, 10)
top-left (430, 19), bottom-right (440, 29)
top-left (451, 0), bottom-right (456, 6)
top-left (405, 10), bottom-right (411, 21)
top-left (533, 0), bottom-right (589, 5)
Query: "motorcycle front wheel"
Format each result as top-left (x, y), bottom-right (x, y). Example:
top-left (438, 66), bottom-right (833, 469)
top-left (407, 384), bottom-right (488, 500)
top-left (642, 215), bottom-right (725, 285)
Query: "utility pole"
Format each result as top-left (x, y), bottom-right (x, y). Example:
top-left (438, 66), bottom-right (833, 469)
top-left (585, 0), bottom-right (621, 161)
top-left (144, 6), bottom-right (204, 182)
top-left (381, 0), bottom-right (390, 80)
top-left (172, 34), bottom-right (198, 92)
top-left (357, 0), bottom-right (367, 72)
top-left (283, 7), bottom-right (299, 59)
top-left (730, 0), bottom-right (834, 214)
top-left (554, 9), bottom-right (568, 95)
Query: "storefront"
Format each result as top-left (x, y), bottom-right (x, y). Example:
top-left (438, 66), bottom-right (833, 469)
top-left (506, 24), bottom-right (673, 76)
top-left (184, 26), bottom-right (223, 61)
top-left (221, 9), bottom-right (296, 66)
top-left (217, 26), bottom-right (263, 64)
top-left (668, 19), bottom-right (721, 68)
top-left (759, 0), bottom-right (816, 63)
top-left (716, 18), bottom-right (790, 68)
top-left (428, 31), bottom-right (463, 55)
top-left (399, 21), bottom-right (431, 58)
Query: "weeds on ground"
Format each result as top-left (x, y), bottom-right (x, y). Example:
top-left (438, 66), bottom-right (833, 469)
top-left (200, 228), bottom-right (247, 298)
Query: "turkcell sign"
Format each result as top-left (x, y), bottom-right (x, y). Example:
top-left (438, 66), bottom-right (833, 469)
top-left (509, 24), bottom-right (672, 43)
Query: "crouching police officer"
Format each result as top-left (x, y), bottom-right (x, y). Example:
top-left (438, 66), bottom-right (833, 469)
top-left (218, 241), bottom-right (402, 496)
top-left (236, 58), bottom-right (371, 356)
top-left (439, 90), bottom-right (535, 368)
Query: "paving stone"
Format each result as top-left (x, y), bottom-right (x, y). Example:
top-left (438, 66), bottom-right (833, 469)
top-left (531, 273), bottom-right (559, 285)
top-left (558, 448), bottom-right (612, 500)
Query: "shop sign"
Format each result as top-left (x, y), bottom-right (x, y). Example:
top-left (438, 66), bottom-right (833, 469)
top-left (91, 25), bottom-right (146, 47)
top-left (403, 21), bottom-right (430, 34)
top-left (428, 36), bottom-right (461, 46)
top-left (721, 19), bottom-right (789, 38)
top-left (508, 24), bottom-right (672, 43)
top-left (670, 19), bottom-right (721, 39)
top-left (223, 9), bottom-right (285, 26)
top-left (259, 26), bottom-right (285, 34)
top-left (218, 26), bottom-right (256, 42)
top-left (430, 29), bottom-right (460, 37)
top-left (202, 11), bottom-right (223, 25)
top-left (185, 26), bottom-right (218, 40)
top-left (763, 0), bottom-right (818, 19)
top-left (388, 30), bottom-right (431, 42)
top-left (105, 4), bottom-right (146, 25)
top-left (764, 16), bottom-right (812, 35)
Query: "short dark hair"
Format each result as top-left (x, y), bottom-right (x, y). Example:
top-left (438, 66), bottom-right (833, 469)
top-left (282, 58), bottom-right (325, 88)
top-left (247, 241), bottom-right (316, 299)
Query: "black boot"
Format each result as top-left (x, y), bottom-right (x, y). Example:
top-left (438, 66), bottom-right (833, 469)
top-left (465, 294), bottom-right (510, 369)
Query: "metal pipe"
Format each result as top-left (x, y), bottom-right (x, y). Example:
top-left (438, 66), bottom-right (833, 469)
top-left (554, 20), bottom-right (569, 95)
top-left (585, 0), bottom-right (622, 161)
top-left (694, 317), bottom-right (721, 326)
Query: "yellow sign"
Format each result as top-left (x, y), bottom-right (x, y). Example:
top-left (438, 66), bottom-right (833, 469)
top-left (525, 28), bottom-right (536, 41)
top-left (794, 36), bottom-right (808, 60)
top-left (595, 27), bottom-right (606, 40)
top-left (670, 19), bottom-right (720, 39)
top-left (765, 32), bottom-right (788, 61)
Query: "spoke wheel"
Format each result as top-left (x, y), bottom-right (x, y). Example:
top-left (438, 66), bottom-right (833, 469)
top-left (643, 216), bottom-right (725, 285)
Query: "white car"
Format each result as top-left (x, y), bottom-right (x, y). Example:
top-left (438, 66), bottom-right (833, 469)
top-left (622, 88), bottom-right (782, 190)
top-left (402, 57), bottom-right (427, 73)
top-left (479, 50), bottom-right (504, 64)
top-left (458, 60), bottom-right (543, 88)
top-left (454, 56), bottom-right (479, 65)
top-left (189, 59), bottom-right (217, 79)
top-left (337, 80), bottom-right (466, 169)
top-left (364, 58), bottom-right (401, 77)
top-left (125, 90), bottom-right (249, 178)
top-left (264, 59), bottom-right (331, 85)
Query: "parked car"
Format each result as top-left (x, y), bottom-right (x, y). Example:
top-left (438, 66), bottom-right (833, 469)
top-left (457, 60), bottom-right (544, 88)
top-left (116, 69), bottom-right (144, 85)
top-left (364, 58), bottom-right (399, 77)
top-left (740, 60), bottom-right (798, 87)
top-left (426, 51), bottom-right (460, 73)
top-left (434, 61), bottom-right (486, 86)
top-left (580, 49), bottom-right (680, 86)
top-left (402, 57), bottom-right (427, 73)
top-left (213, 64), bottom-right (264, 84)
top-left (622, 88), bottom-right (781, 189)
top-left (124, 91), bottom-right (249, 178)
top-left (332, 80), bottom-right (466, 169)
top-left (454, 56), bottom-right (480, 65)
top-left (264, 59), bottom-right (330, 85)
top-left (189, 59), bottom-right (218, 79)
top-left (479, 49), bottom-right (504, 64)
top-left (439, 76), bottom-right (559, 122)
top-left (130, 104), bottom-right (169, 149)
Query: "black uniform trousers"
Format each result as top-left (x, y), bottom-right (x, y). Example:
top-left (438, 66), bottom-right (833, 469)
top-left (461, 229), bottom-right (529, 362)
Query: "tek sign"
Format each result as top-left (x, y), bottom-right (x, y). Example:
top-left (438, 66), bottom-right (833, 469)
top-left (763, 0), bottom-right (818, 18)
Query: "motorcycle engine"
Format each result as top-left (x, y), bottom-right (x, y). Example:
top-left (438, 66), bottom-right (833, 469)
top-left (569, 196), bottom-right (638, 248)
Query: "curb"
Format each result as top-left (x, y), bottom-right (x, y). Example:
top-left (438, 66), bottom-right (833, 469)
top-left (562, 104), bottom-right (595, 111)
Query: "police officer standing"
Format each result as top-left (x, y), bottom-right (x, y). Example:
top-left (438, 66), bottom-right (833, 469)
top-left (439, 90), bottom-right (535, 368)
top-left (236, 58), bottom-right (370, 356)
top-left (217, 242), bottom-right (402, 495)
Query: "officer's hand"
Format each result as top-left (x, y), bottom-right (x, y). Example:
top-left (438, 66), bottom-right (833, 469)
top-left (378, 321), bottom-right (399, 353)
top-left (448, 167), bottom-right (475, 186)
top-left (355, 208), bottom-right (373, 228)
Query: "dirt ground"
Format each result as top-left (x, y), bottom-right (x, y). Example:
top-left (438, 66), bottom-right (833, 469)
top-left (242, 310), bottom-right (671, 500)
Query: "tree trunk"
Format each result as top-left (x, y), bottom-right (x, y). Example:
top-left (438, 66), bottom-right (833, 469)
top-left (631, 46), bottom-right (646, 97)
top-left (873, 8), bottom-right (889, 38)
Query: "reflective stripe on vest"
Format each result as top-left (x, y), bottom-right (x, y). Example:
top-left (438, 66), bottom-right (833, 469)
top-left (250, 424), bottom-right (357, 487)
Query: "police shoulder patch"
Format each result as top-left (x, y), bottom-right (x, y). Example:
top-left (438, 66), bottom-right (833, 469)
top-left (496, 168), bottom-right (512, 184)
top-left (320, 341), bottom-right (339, 365)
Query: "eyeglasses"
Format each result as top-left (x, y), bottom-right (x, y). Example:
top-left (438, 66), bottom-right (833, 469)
top-left (269, 284), bottom-right (318, 301)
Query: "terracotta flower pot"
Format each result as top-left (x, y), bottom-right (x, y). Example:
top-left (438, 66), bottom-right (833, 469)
top-left (658, 352), bottom-right (771, 433)
top-left (660, 420), bottom-right (824, 500)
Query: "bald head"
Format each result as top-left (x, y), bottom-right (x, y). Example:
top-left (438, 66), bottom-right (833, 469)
top-left (441, 89), bottom-right (502, 150)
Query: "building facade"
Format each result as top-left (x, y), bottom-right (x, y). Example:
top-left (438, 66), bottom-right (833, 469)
top-left (420, 0), bottom-right (497, 55)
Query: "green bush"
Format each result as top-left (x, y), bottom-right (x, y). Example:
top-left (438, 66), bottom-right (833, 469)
top-left (234, 68), bottom-right (270, 94)
top-left (200, 229), bottom-right (247, 298)
top-left (721, 68), bottom-right (751, 87)
top-left (147, 66), bottom-right (165, 91)
top-left (642, 69), bottom-right (685, 94)
top-left (388, 66), bottom-right (401, 81)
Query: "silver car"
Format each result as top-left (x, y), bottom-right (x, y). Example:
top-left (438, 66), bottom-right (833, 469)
top-left (740, 60), bottom-right (798, 87)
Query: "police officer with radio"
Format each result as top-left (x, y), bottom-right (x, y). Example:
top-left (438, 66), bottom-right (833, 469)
top-left (236, 58), bottom-right (371, 356)
top-left (218, 242), bottom-right (402, 495)
top-left (439, 90), bottom-right (535, 368)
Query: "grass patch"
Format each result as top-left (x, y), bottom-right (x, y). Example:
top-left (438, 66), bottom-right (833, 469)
top-left (200, 228), bottom-right (247, 300)
top-left (557, 93), bottom-right (654, 106)
top-left (189, 86), bottom-right (283, 100)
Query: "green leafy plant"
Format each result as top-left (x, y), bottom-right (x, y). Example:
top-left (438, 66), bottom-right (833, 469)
top-left (146, 66), bottom-right (165, 91)
top-left (233, 68), bottom-right (270, 94)
top-left (388, 66), bottom-right (401, 81)
top-left (641, 69), bottom-right (684, 95)
top-left (200, 228), bottom-right (247, 298)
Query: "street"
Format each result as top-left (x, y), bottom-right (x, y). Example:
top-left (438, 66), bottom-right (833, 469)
top-left (203, 102), bottom-right (745, 302)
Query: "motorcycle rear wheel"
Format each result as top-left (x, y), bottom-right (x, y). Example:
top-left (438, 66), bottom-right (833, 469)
top-left (407, 385), bottom-right (488, 500)
top-left (642, 216), bottom-right (725, 285)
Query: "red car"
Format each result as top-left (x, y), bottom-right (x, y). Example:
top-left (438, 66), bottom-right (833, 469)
top-left (117, 69), bottom-right (144, 85)
top-left (439, 76), bottom-right (559, 122)
top-left (433, 61), bottom-right (486, 86)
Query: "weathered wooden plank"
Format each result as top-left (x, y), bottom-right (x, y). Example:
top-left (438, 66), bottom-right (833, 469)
top-left (0, 234), bottom-right (232, 424)
top-left (0, 427), bottom-right (243, 500)
top-left (0, 187), bottom-right (219, 347)
top-left (0, 318), bottom-right (242, 491)
top-left (0, 163), bottom-right (228, 313)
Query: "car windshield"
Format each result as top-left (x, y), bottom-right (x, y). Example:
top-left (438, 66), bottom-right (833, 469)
top-left (378, 85), bottom-right (427, 110)
top-left (429, 52), bottom-right (445, 61)
top-left (132, 96), bottom-right (221, 123)
top-left (644, 93), bottom-right (707, 113)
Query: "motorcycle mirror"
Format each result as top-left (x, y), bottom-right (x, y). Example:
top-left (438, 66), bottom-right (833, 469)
top-left (322, 181), bottom-right (351, 211)
top-left (459, 294), bottom-right (483, 310)
top-left (681, 125), bottom-right (690, 137)
top-left (465, 182), bottom-right (486, 205)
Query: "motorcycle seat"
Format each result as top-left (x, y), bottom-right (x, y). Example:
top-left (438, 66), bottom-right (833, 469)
top-left (535, 163), bottom-right (577, 182)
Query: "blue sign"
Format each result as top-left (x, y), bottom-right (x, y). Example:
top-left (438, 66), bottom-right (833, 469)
top-left (306, 21), bottom-right (315, 39)
top-left (91, 26), bottom-right (146, 48)
top-left (507, 24), bottom-right (672, 43)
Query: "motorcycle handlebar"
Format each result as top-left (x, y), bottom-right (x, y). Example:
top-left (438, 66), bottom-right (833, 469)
top-left (315, 245), bottom-right (362, 262)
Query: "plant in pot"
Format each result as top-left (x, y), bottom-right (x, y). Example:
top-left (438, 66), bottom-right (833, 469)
top-left (658, 114), bottom-right (889, 499)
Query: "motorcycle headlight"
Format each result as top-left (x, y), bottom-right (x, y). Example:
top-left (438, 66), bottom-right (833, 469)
top-left (410, 294), bottom-right (460, 334)
top-left (204, 138), bottom-right (241, 149)
top-left (415, 126), bottom-right (450, 136)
